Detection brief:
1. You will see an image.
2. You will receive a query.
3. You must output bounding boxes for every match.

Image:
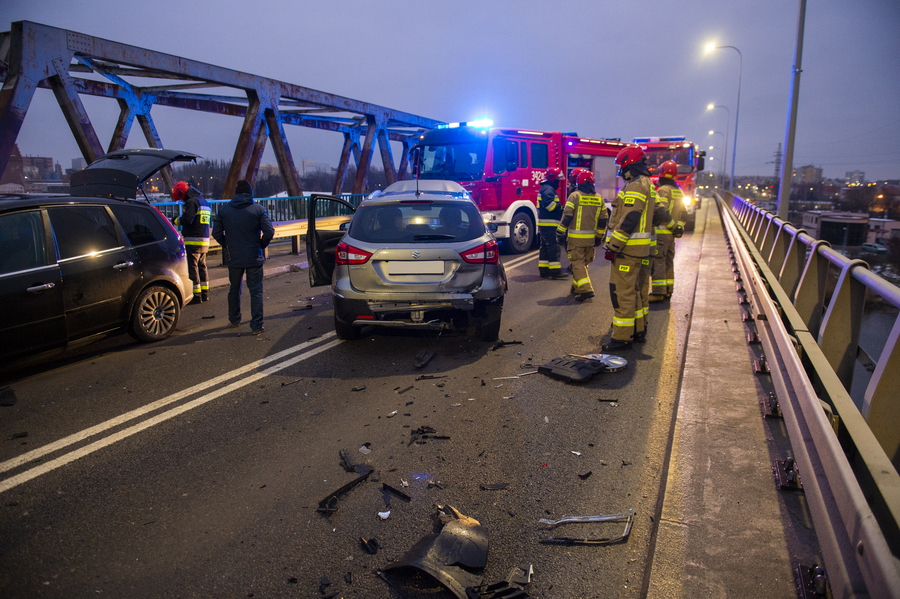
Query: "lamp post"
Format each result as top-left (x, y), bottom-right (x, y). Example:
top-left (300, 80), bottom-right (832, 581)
top-left (705, 44), bottom-right (742, 191)
top-left (707, 131), bottom-right (727, 188)
top-left (777, 0), bottom-right (808, 221)
top-left (706, 103), bottom-right (730, 187)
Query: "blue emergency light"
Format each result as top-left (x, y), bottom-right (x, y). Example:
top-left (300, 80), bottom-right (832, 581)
top-left (438, 118), bottom-right (494, 130)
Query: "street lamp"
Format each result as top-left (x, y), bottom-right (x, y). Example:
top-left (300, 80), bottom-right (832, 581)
top-left (705, 44), bottom-right (742, 191)
top-left (706, 103), bottom-right (730, 186)
top-left (707, 130), bottom-right (727, 188)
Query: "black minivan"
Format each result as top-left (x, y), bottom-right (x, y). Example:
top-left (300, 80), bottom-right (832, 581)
top-left (0, 149), bottom-right (196, 361)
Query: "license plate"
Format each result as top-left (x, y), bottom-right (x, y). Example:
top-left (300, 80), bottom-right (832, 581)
top-left (388, 261), bottom-right (444, 275)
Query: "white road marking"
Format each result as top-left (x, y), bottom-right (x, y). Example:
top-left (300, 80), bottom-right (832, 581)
top-left (0, 335), bottom-right (340, 492)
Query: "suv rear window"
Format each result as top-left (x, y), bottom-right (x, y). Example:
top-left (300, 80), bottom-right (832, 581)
top-left (350, 202), bottom-right (484, 244)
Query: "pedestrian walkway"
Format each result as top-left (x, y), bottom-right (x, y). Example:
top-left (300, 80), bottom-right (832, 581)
top-left (646, 199), bottom-right (818, 597)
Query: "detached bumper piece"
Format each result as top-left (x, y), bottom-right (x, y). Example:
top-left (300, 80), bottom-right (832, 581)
top-left (382, 505), bottom-right (488, 599)
top-left (538, 509), bottom-right (635, 545)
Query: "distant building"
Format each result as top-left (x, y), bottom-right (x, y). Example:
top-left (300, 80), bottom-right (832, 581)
top-left (72, 157), bottom-right (87, 171)
top-left (299, 158), bottom-right (332, 176)
top-left (846, 170), bottom-right (865, 186)
top-left (801, 211), bottom-right (869, 246)
top-left (868, 218), bottom-right (900, 244)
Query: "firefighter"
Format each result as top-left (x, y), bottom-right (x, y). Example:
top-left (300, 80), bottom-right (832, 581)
top-left (556, 170), bottom-right (608, 301)
top-left (172, 180), bottom-right (212, 304)
top-left (567, 166), bottom-right (586, 196)
top-left (602, 146), bottom-right (657, 350)
top-left (650, 160), bottom-right (685, 302)
top-left (537, 167), bottom-right (568, 279)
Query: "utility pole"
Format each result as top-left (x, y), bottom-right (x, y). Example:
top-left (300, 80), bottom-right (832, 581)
top-left (777, 0), bottom-right (807, 221)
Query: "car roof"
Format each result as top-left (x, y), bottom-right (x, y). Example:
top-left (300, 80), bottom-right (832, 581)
top-left (368, 179), bottom-right (472, 203)
top-left (69, 148), bottom-right (199, 199)
top-left (0, 193), bottom-right (147, 212)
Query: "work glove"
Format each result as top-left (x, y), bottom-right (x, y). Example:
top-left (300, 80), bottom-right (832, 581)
top-left (672, 225), bottom-right (684, 238)
top-left (604, 249), bottom-right (617, 261)
top-left (556, 232), bottom-right (567, 245)
top-left (593, 236), bottom-right (603, 247)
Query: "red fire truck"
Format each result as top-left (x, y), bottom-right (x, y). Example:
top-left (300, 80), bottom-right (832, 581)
top-left (411, 122), bottom-right (633, 253)
top-left (632, 136), bottom-right (706, 231)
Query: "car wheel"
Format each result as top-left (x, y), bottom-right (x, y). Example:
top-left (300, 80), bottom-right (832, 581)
top-left (129, 285), bottom-right (180, 342)
top-left (507, 211), bottom-right (535, 254)
top-left (334, 313), bottom-right (363, 340)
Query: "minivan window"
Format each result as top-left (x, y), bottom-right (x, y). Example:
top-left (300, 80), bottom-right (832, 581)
top-left (0, 211), bottom-right (49, 275)
top-left (110, 204), bottom-right (167, 246)
top-left (48, 206), bottom-right (120, 259)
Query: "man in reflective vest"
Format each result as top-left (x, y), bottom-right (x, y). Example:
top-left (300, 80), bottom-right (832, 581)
top-left (603, 146), bottom-right (657, 350)
top-left (172, 180), bottom-right (211, 304)
top-left (556, 170), bottom-right (608, 301)
top-left (650, 160), bottom-right (686, 302)
top-left (537, 167), bottom-right (568, 279)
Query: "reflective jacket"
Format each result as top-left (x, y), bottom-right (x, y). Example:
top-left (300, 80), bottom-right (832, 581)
top-left (537, 180), bottom-right (563, 228)
top-left (656, 178), bottom-right (686, 235)
top-left (605, 175), bottom-right (656, 257)
top-left (557, 186), bottom-right (608, 247)
top-left (175, 187), bottom-right (211, 252)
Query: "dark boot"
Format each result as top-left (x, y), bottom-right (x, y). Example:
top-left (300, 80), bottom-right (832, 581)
top-left (602, 339), bottom-right (633, 351)
top-left (574, 291), bottom-right (595, 302)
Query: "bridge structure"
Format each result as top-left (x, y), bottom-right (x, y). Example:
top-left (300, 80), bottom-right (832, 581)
top-left (0, 21), bottom-right (444, 198)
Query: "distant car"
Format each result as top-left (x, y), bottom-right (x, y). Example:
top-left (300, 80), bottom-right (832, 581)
top-left (306, 180), bottom-right (507, 341)
top-left (0, 149), bottom-right (196, 361)
top-left (861, 242), bottom-right (888, 254)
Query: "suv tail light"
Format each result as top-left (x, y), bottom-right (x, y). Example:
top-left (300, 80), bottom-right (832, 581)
top-left (459, 239), bottom-right (499, 264)
top-left (336, 241), bottom-right (372, 265)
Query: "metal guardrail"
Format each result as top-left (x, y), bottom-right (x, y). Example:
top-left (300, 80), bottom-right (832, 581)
top-left (153, 194), bottom-right (365, 222)
top-left (721, 193), bottom-right (900, 598)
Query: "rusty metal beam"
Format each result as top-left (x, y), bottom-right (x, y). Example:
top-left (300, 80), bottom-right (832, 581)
top-left (0, 20), bottom-right (444, 191)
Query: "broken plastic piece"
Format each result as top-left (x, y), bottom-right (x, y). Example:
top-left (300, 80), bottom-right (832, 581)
top-left (490, 340), bottom-right (522, 351)
top-left (382, 505), bottom-right (488, 599)
top-left (0, 386), bottom-right (17, 407)
top-left (578, 471), bottom-right (593, 480)
top-left (538, 509), bottom-right (634, 545)
top-left (383, 483), bottom-right (412, 503)
top-left (414, 350), bottom-right (435, 369)
top-left (480, 483), bottom-right (509, 491)
top-left (360, 537), bottom-right (380, 554)
top-left (539, 354), bottom-right (628, 383)
top-left (465, 564), bottom-right (533, 598)
top-left (316, 465), bottom-right (373, 513)
top-left (378, 510), bottom-right (391, 520)
top-left (568, 354), bottom-right (628, 372)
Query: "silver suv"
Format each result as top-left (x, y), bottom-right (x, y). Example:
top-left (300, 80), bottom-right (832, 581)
top-left (306, 180), bottom-right (507, 341)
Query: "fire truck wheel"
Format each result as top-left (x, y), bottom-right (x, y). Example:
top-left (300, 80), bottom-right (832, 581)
top-left (507, 211), bottom-right (535, 254)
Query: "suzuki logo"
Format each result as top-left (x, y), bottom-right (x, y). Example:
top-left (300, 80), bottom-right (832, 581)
top-left (412, 250), bottom-right (421, 259)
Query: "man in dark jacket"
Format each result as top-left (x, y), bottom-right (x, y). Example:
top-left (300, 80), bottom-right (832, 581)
top-left (212, 180), bottom-right (275, 335)
top-left (172, 181), bottom-right (211, 304)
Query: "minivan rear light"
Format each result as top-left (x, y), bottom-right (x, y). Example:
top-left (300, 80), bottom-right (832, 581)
top-left (336, 241), bottom-right (372, 265)
top-left (459, 239), bottom-right (499, 264)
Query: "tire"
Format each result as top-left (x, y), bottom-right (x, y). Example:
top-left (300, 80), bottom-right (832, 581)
top-left (472, 298), bottom-right (503, 342)
top-left (129, 285), bottom-right (180, 342)
top-left (506, 211), bottom-right (535, 254)
top-left (334, 313), bottom-right (363, 340)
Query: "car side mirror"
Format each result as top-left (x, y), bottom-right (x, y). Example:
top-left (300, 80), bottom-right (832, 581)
top-left (487, 223), bottom-right (498, 233)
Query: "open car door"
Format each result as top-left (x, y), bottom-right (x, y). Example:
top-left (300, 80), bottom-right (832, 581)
top-left (306, 194), bottom-right (356, 287)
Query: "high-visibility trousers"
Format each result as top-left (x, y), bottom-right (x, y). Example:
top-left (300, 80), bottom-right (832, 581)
top-left (651, 234), bottom-right (675, 296)
top-left (538, 226), bottom-right (563, 276)
top-left (638, 256), bottom-right (651, 334)
top-left (608, 253), bottom-right (644, 341)
top-left (567, 245), bottom-right (595, 294)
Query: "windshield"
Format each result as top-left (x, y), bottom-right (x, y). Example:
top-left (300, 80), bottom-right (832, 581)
top-left (645, 147), bottom-right (695, 175)
top-left (349, 201), bottom-right (485, 244)
top-left (418, 142), bottom-right (487, 181)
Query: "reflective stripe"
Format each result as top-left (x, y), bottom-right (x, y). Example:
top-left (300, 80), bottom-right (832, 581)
top-left (184, 237), bottom-right (210, 246)
top-left (578, 195), bottom-right (604, 206)
top-left (611, 230), bottom-right (629, 243)
top-left (613, 316), bottom-right (635, 326)
top-left (538, 219), bottom-right (561, 227)
top-left (569, 230), bottom-right (597, 238)
top-left (574, 276), bottom-right (591, 287)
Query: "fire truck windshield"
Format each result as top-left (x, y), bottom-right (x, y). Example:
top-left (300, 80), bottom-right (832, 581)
top-left (418, 142), bottom-right (487, 181)
top-left (644, 147), bottom-right (694, 175)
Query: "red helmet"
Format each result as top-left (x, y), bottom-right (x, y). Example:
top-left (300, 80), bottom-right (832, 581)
top-left (576, 170), bottom-right (595, 186)
top-left (659, 160), bottom-right (678, 178)
top-left (568, 167), bottom-right (586, 184)
top-left (615, 146), bottom-right (645, 169)
top-left (544, 167), bottom-right (563, 181)
top-left (171, 181), bottom-right (190, 200)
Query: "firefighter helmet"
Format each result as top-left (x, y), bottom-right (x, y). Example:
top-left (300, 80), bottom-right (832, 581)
top-left (171, 180), bottom-right (190, 200)
top-left (659, 160), bottom-right (678, 178)
top-left (615, 146), bottom-right (645, 169)
top-left (544, 167), bottom-right (563, 181)
top-left (568, 167), bottom-right (586, 184)
top-left (576, 170), bottom-right (595, 185)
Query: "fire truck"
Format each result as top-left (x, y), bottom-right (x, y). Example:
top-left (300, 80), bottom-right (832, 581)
top-left (632, 136), bottom-right (706, 231)
top-left (411, 121), bottom-right (632, 253)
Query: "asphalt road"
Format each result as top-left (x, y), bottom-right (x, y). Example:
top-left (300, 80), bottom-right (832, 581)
top-left (0, 227), bottom-right (702, 598)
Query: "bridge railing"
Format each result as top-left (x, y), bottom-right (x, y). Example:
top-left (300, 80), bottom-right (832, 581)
top-left (723, 193), bottom-right (900, 597)
top-left (153, 194), bottom-right (365, 222)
